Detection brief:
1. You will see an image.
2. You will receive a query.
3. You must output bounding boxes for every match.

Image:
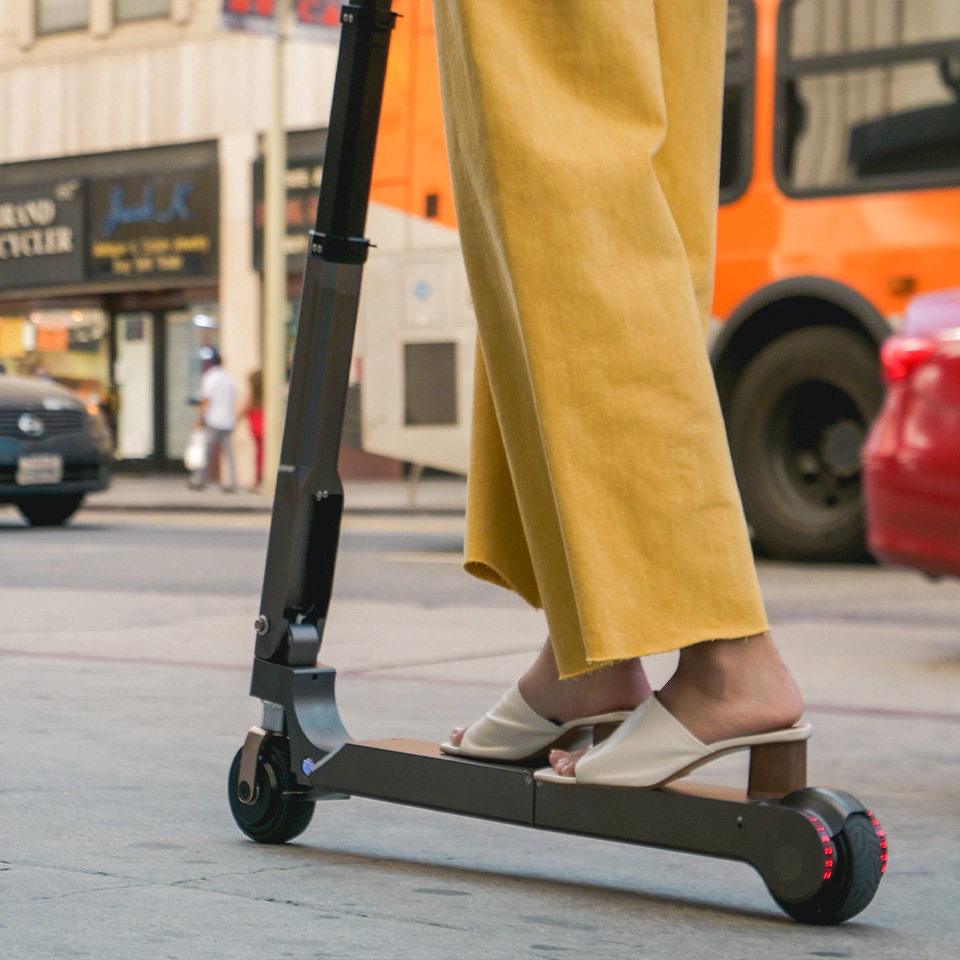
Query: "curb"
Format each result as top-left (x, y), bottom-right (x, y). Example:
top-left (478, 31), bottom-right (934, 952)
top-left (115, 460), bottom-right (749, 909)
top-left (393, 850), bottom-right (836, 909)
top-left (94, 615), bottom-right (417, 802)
top-left (80, 502), bottom-right (465, 517)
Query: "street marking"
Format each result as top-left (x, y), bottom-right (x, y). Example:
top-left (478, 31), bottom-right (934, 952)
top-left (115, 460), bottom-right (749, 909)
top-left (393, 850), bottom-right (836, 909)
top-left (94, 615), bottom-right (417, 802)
top-left (381, 551), bottom-right (463, 564)
top-left (75, 510), bottom-right (271, 528)
top-left (72, 510), bottom-right (464, 534)
top-left (343, 515), bottom-right (465, 534)
top-left (3, 641), bottom-right (960, 727)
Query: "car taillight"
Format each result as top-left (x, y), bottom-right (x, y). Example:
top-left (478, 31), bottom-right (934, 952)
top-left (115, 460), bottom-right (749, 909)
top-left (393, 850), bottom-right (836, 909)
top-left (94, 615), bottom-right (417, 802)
top-left (880, 336), bottom-right (936, 384)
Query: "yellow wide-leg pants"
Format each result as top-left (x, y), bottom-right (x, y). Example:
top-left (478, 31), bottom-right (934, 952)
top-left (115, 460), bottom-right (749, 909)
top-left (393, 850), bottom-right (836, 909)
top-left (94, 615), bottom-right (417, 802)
top-left (433, 0), bottom-right (769, 678)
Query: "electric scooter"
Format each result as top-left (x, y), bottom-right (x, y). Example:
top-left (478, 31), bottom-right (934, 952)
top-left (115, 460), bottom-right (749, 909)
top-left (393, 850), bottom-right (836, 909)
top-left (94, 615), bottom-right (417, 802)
top-left (227, 0), bottom-right (887, 925)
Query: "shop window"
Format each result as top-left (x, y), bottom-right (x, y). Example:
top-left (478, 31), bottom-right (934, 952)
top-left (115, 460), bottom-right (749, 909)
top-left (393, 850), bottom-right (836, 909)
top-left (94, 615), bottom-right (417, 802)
top-left (114, 0), bottom-right (171, 23)
top-left (36, 0), bottom-right (89, 35)
top-left (404, 342), bottom-right (457, 426)
top-left (0, 308), bottom-right (110, 413)
top-left (719, 1), bottom-right (755, 204)
top-left (777, 0), bottom-right (960, 195)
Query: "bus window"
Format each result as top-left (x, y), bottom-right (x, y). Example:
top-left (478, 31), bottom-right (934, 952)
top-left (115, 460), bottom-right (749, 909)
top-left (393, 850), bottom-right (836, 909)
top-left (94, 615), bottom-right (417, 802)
top-left (719, 0), bottom-right (755, 203)
top-left (776, 0), bottom-right (960, 195)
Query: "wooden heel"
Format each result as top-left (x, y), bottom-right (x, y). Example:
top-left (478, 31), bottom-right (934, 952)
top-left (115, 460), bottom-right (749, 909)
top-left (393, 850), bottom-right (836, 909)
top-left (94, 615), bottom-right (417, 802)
top-left (593, 722), bottom-right (620, 745)
top-left (747, 739), bottom-right (807, 799)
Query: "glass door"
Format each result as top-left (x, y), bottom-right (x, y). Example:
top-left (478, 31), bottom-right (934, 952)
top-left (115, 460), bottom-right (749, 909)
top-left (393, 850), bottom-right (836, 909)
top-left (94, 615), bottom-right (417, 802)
top-left (164, 310), bottom-right (199, 462)
top-left (114, 312), bottom-right (155, 459)
top-left (163, 307), bottom-right (218, 462)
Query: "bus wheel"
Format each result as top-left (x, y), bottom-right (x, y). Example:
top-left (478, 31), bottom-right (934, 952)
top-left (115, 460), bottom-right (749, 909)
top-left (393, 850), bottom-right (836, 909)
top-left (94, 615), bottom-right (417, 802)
top-left (727, 326), bottom-right (883, 562)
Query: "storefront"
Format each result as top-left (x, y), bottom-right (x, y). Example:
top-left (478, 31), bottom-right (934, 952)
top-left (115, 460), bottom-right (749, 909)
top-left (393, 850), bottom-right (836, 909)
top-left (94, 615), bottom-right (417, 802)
top-left (249, 127), bottom-right (399, 476)
top-left (252, 128), bottom-right (326, 364)
top-left (0, 142), bottom-right (221, 468)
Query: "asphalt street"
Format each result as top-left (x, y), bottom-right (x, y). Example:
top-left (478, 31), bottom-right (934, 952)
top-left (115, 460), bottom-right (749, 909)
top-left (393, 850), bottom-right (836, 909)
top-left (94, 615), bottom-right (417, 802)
top-left (1, 505), bottom-right (958, 959)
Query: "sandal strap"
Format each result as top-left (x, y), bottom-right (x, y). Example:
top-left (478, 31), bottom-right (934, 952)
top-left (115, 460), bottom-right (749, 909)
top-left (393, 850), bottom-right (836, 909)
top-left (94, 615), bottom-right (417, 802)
top-left (576, 696), bottom-right (706, 786)
top-left (459, 683), bottom-right (562, 757)
top-left (574, 696), bottom-right (812, 788)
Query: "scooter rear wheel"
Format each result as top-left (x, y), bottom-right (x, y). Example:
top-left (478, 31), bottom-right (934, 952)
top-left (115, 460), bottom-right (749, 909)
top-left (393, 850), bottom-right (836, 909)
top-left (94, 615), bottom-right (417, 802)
top-left (228, 739), bottom-right (315, 844)
top-left (774, 811), bottom-right (886, 924)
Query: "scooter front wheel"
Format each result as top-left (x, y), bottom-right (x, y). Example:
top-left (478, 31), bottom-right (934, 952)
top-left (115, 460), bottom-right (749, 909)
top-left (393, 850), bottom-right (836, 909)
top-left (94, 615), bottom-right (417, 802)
top-left (228, 739), bottom-right (315, 844)
top-left (773, 811), bottom-right (886, 924)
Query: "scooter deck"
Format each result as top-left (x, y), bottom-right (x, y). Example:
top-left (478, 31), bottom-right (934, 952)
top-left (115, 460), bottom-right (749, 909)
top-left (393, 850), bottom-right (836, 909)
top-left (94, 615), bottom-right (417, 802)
top-left (305, 737), bottom-right (829, 904)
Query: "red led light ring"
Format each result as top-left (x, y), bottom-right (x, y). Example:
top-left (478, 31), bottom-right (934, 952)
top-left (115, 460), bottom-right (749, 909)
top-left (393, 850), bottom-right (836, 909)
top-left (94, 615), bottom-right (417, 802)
top-left (807, 814), bottom-right (835, 882)
top-left (866, 810), bottom-right (888, 875)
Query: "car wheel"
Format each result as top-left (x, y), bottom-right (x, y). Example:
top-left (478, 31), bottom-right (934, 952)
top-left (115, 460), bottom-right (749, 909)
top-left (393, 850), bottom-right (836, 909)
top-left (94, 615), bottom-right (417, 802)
top-left (16, 494), bottom-right (85, 527)
top-left (727, 326), bottom-right (883, 562)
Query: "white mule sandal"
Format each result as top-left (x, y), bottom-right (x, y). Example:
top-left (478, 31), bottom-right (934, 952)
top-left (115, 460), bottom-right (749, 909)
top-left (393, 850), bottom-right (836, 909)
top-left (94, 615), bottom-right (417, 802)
top-left (439, 683), bottom-right (632, 762)
top-left (533, 694), bottom-right (812, 787)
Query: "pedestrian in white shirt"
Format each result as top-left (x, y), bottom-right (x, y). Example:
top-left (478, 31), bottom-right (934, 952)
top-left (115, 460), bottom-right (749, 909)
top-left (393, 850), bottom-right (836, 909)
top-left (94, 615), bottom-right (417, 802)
top-left (190, 347), bottom-right (237, 492)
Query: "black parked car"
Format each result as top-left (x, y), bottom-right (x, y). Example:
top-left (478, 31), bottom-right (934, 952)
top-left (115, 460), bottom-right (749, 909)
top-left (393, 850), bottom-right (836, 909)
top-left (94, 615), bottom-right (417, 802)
top-left (0, 374), bottom-right (112, 526)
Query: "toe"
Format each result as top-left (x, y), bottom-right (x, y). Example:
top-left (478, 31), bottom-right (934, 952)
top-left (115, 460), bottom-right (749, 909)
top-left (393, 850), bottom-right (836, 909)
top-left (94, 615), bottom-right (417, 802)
top-left (549, 747), bottom-right (586, 777)
top-left (449, 726), bottom-right (467, 747)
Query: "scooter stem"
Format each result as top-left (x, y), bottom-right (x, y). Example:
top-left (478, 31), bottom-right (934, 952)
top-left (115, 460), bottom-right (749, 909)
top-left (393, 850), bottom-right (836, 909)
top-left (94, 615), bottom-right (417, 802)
top-left (253, 0), bottom-right (397, 667)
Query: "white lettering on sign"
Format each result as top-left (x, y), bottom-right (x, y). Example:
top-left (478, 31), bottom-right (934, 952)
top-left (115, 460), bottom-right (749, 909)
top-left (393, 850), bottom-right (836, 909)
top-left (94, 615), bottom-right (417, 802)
top-left (0, 226), bottom-right (74, 259)
top-left (0, 198), bottom-right (57, 229)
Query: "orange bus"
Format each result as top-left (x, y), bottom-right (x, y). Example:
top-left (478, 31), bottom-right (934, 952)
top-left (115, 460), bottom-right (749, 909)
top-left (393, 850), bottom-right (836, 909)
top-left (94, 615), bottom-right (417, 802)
top-left (358, 0), bottom-right (960, 561)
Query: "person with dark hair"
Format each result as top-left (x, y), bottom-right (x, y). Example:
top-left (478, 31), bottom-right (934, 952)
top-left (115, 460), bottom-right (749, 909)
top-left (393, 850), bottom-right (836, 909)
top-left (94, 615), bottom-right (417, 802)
top-left (190, 347), bottom-right (238, 493)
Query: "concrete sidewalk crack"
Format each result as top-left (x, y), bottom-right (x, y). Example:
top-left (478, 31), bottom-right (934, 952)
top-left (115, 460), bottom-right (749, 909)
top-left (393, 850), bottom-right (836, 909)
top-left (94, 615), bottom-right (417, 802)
top-left (1, 879), bottom-right (158, 905)
top-left (166, 862), bottom-right (325, 887)
top-left (169, 880), bottom-right (475, 931)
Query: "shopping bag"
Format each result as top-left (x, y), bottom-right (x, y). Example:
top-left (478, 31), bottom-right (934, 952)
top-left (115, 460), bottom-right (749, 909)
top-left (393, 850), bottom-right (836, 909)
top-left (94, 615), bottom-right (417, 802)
top-left (184, 427), bottom-right (207, 472)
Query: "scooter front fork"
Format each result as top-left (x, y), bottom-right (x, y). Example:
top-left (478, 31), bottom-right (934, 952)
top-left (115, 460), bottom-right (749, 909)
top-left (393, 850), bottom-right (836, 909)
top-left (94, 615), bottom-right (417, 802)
top-left (236, 703), bottom-right (285, 805)
top-left (238, 648), bottom-right (352, 804)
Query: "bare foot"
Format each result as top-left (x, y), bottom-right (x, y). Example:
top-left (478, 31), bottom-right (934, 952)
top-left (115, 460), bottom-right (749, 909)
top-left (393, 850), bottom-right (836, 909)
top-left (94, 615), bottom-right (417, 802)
top-left (549, 631), bottom-right (803, 777)
top-left (448, 636), bottom-right (651, 747)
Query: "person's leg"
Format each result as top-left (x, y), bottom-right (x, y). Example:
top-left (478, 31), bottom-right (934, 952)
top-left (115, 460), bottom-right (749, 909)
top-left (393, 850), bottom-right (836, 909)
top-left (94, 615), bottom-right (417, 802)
top-left (434, 0), bottom-right (799, 769)
top-left (221, 429), bottom-right (236, 491)
top-left (450, 349), bottom-right (651, 750)
top-left (202, 426), bottom-right (219, 489)
top-left (254, 432), bottom-right (263, 487)
top-left (549, 631), bottom-right (803, 778)
top-left (547, 0), bottom-right (803, 775)
top-left (190, 451), bottom-right (205, 489)
top-left (449, 638), bottom-right (651, 749)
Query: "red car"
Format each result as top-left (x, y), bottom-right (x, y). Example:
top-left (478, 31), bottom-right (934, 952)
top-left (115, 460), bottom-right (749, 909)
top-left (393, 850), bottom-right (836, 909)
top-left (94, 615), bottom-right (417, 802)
top-left (864, 289), bottom-right (960, 577)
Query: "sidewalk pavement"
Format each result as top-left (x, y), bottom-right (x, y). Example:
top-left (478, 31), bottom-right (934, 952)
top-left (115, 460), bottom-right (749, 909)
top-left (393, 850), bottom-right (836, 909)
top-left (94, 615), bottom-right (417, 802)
top-left (6, 519), bottom-right (960, 957)
top-left (83, 472), bottom-right (467, 514)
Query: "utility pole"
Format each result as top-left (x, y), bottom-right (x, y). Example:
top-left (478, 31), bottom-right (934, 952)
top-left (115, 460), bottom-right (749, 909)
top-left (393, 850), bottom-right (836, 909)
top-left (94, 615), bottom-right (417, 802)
top-left (262, 0), bottom-right (290, 496)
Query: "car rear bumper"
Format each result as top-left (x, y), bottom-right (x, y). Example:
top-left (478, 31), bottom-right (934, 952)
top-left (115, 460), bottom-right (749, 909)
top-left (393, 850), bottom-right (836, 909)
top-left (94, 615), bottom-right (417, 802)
top-left (864, 456), bottom-right (960, 577)
top-left (0, 429), bottom-right (112, 502)
top-left (0, 464), bottom-right (111, 502)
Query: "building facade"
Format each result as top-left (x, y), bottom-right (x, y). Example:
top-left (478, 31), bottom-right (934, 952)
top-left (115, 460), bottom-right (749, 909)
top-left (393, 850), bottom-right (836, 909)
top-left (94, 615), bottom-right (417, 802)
top-left (0, 0), bottom-right (344, 484)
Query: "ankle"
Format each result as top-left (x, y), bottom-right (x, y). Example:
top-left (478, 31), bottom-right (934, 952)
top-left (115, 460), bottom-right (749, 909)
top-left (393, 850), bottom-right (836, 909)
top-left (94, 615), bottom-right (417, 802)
top-left (518, 644), bottom-right (650, 723)
top-left (679, 633), bottom-right (775, 680)
top-left (673, 633), bottom-right (800, 704)
top-left (595, 659), bottom-right (652, 702)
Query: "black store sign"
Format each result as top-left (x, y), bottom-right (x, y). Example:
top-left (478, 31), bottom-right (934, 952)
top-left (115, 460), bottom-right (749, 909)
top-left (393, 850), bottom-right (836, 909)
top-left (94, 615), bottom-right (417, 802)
top-left (252, 159), bottom-right (323, 272)
top-left (87, 167), bottom-right (219, 281)
top-left (0, 181), bottom-right (85, 290)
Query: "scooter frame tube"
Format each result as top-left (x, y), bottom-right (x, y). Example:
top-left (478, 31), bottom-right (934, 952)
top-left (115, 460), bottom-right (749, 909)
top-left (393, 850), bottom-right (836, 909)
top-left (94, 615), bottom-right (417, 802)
top-left (252, 0), bottom-right (397, 671)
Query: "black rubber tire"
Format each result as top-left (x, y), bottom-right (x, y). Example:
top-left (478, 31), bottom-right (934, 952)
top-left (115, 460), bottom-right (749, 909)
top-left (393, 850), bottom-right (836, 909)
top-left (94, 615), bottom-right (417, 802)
top-left (15, 494), bottom-right (85, 527)
top-left (775, 812), bottom-right (885, 925)
top-left (727, 327), bottom-right (883, 561)
top-left (228, 740), bottom-right (315, 844)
